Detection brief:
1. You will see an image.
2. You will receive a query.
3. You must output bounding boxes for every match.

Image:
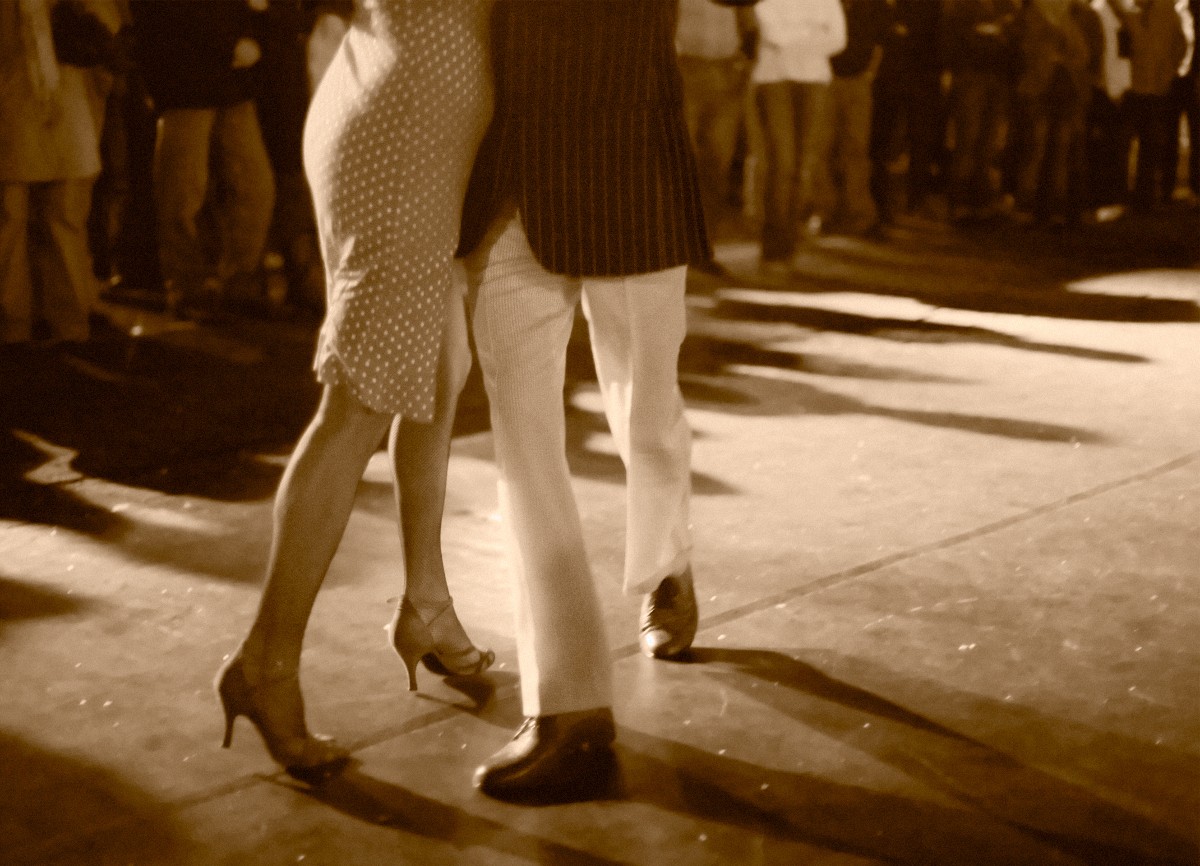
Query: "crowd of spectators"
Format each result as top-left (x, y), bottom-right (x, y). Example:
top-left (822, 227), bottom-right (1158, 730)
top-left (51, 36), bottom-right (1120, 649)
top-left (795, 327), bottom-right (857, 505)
top-left (679, 0), bottom-right (1198, 273)
top-left (1, 0), bottom-right (1196, 346)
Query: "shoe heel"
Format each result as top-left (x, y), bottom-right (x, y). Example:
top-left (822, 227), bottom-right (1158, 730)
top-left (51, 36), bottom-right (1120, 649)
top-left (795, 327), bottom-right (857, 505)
top-left (221, 704), bottom-right (236, 749)
top-left (389, 601), bottom-right (431, 692)
top-left (403, 655), bottom-right (420, 691)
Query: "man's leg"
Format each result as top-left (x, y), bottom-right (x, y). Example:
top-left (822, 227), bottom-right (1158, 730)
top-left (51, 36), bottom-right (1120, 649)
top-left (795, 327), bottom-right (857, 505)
top-left (755, 82), bottom-right (799, 262)
top-left (832, 71), bottom-right (878, 232)
top-left (581, 266), bottom-right (692, 596)
top-left (796, 81), bottom-right (834, 229)
top-left (212, 99), bottom-right (276, 285)
top-left (467, 211), bottom-right (612, 719)
top-left (32, 179), bottom-right (96, 342)
top-left (582, 264), bottom-right (696, 660)
top-left (0, 184), bottom-right (34, 344)
top-left (468, 210), bottom-right (616, 800)
top-left (154, 108), bottom-right (216, 312)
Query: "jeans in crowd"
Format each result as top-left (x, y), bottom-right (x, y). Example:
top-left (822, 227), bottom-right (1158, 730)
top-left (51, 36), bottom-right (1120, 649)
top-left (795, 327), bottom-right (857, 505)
top-left (679, 54), bottom-right (749, 231)
top-left (1162, 73), bottom-right (1199, 197)
top-left (755, 80), bottom-right (832, 261)
top-left (153, 99), bottom-right (275, 297)
top-left (827, 68), bottom-right (878, 231)
top-left (1, 179), bottom-right (96, 343)
top-left (1015, 68), bottom-right (1090, 221)
top-left (1125, 91), bottom-right (1173, 209)
top-left (948, 68), bottom-right (1010, 213)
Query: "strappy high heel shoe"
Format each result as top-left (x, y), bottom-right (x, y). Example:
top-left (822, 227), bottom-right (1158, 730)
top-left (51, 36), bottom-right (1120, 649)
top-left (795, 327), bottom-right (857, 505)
top-left (215, 651), bottom-right (350, 784)
top-left (387, 596), bottom-right (496, 691)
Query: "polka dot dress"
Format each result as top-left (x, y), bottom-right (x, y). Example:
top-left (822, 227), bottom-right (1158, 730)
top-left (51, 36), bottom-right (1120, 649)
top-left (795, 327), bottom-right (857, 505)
top-left (304, 0), bottom-right (492, 422)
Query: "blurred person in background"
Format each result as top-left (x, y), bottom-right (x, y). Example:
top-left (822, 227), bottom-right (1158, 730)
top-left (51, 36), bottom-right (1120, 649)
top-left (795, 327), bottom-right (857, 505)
top-left (1108, 0), bottom-right (1188, 211)
top-left (1161, 0), bottom-right (1198, 203)
top-left (869, 0), bottom-right (947, 222)
top-left (941, 0), bottom-right (1020, 223)
top-left (1, 0), bottom-right (122, 346)
top-left (1086, 0), bottom-right (1135, 214)
top-left (1011, 0), bottom-right (1103, 227)
top-left (130, 0), bottom-right (275, 320)
top-left (253, 0), bottom-right (353, 314)
top-left (749, 0), bottom-right (846, 271)
top-left (825, 0), bottom-right (892, 236)
top-left (676, 0), bottom-right (753, 260)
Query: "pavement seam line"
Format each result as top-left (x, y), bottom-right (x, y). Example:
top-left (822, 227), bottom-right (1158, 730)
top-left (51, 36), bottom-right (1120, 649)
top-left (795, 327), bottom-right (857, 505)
top-left (611, 450), bottom-right (1200, 655)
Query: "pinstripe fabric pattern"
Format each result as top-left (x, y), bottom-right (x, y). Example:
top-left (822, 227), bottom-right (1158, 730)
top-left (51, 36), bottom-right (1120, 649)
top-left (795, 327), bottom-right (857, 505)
top-left (457, 0), bottom-right (710, 278)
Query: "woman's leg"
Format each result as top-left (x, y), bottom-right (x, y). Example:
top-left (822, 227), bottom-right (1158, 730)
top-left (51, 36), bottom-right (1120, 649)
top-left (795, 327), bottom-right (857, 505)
top-left (242, 383), bottom-right (392, 680)
top-left (389, 287), bottom-right (472, 613)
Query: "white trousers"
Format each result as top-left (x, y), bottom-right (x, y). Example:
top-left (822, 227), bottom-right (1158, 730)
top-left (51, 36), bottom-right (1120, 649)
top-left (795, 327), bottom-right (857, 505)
top-left (465, 209), bottom-right (693, 716)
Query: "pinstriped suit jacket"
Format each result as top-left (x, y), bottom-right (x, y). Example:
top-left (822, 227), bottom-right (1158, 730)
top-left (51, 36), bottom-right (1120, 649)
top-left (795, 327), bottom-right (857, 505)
top-left (456, 0), bottom-right (711, 278)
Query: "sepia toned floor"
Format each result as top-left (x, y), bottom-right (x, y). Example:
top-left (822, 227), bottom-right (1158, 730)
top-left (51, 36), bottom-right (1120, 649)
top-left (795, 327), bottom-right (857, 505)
top-left (2, 208), bottom-right (1198, 865)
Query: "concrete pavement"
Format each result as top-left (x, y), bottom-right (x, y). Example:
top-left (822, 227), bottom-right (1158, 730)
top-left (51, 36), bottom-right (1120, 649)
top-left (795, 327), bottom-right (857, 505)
top-left (1, 210), bottom-right (1198, 865)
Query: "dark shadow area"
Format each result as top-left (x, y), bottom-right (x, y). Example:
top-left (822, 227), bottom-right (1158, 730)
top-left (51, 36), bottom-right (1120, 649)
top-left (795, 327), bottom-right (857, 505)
top-left (681, 334), bottom-right (973, 383)
top-left (710, 296), bottom-right (1151, 365)
top-left (0, 428), bottom-right (128, 535)
top-left (681, 367), bottom-right (1103, 443)
top-left (0, 326), bottom-right (315, 511)
top-left (295, 766), bottom-right (631, 866)
top-left (0, 575), bottom-right (88, 631)
top-left (715, 205), bottom-right (1200, 324)
top-left (0, 731), bottom-right (188, 866)
top-left (628, 646), bottom-right (1199, 866)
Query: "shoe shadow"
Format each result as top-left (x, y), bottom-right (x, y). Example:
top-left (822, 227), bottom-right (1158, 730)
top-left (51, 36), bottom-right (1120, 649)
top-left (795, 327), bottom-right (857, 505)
top-left (293, 763), bottom-right (628, 866)
top-left (615, 646), bottom-right (1198, 865)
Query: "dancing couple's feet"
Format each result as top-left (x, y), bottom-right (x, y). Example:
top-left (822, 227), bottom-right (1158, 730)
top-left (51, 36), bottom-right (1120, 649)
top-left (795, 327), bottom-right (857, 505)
top-left (215, 650), bottom-right (350, 784)
top-left (639, 566), bottom-right (698, 660)
top-left (475, 567), bottom-right (698, 802)
top-left (474, 708), bottom-right (617, 803)
top-left (216, 598), bottom-right (493, 782)
top-left (388, 595), bottom-right (496, 690)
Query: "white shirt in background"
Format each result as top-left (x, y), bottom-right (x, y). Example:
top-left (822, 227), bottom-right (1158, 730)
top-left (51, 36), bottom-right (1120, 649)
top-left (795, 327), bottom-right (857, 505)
top-left (751, 0), bottom-right (847, 85)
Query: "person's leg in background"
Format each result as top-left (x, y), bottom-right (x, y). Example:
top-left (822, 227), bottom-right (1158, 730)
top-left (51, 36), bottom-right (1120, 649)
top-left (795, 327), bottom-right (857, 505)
top-left (755, 81), bottom-right (800, 264)
top-left (30, 178), bottom-right (96, 343)
top-left (212, 99), bottom-right (276, 300)
top-left (679, 55), bottom-right (747, 256)
top-left (831, 69), bottom-right (878, 234)
top-left (0, 184), bottom-right (33, 344)
top-left (868, 62), bottom-right (902, 226)
top-left (948, 69), bottom-right (988, 218)
top-left (1085, 88), bottom-right (1129, 209)
top-left (1129, 92), bottom-right (1173, 210)
top-left (1161, 73), bottom-right (1198, 200)
top-left (906, 68), bottom-right (947, 212)
top-left (796, 81), bottom-right (834, 233)
top-left (153, 107), bottom-right (217, 315)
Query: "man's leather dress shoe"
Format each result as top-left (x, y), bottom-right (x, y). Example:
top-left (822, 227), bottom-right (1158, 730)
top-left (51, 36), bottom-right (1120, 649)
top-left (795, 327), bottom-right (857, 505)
top-left (639, 568), bottom-right (698, 659)
top-left (474, 708), bottom-right (616, 802)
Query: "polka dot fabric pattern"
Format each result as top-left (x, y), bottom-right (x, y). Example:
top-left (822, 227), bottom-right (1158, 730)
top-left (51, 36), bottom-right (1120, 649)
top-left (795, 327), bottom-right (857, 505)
top-left (304, 0), bottom-right (491, 421)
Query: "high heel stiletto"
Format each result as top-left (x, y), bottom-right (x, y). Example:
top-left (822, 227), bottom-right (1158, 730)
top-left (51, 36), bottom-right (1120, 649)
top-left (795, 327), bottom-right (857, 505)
top-left (215, 651), bottom-right (350, 784)
top-left (388, 596), bottom-right (496, 690)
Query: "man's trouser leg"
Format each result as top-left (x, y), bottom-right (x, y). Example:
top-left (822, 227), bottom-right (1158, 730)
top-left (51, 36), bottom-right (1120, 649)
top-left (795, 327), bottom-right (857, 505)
top-left (0, 184), bottom-right (33, 343)
top-left (467, 210), bottom-right (613, 719)
top-left (212, 100), bottom-right (275, 282)
top-left (154, 108), bottom-right (217, 294)
top-left (580, 266), bottom-right (692, 597)
top-left (32, 179), bottom-right (96, 341)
